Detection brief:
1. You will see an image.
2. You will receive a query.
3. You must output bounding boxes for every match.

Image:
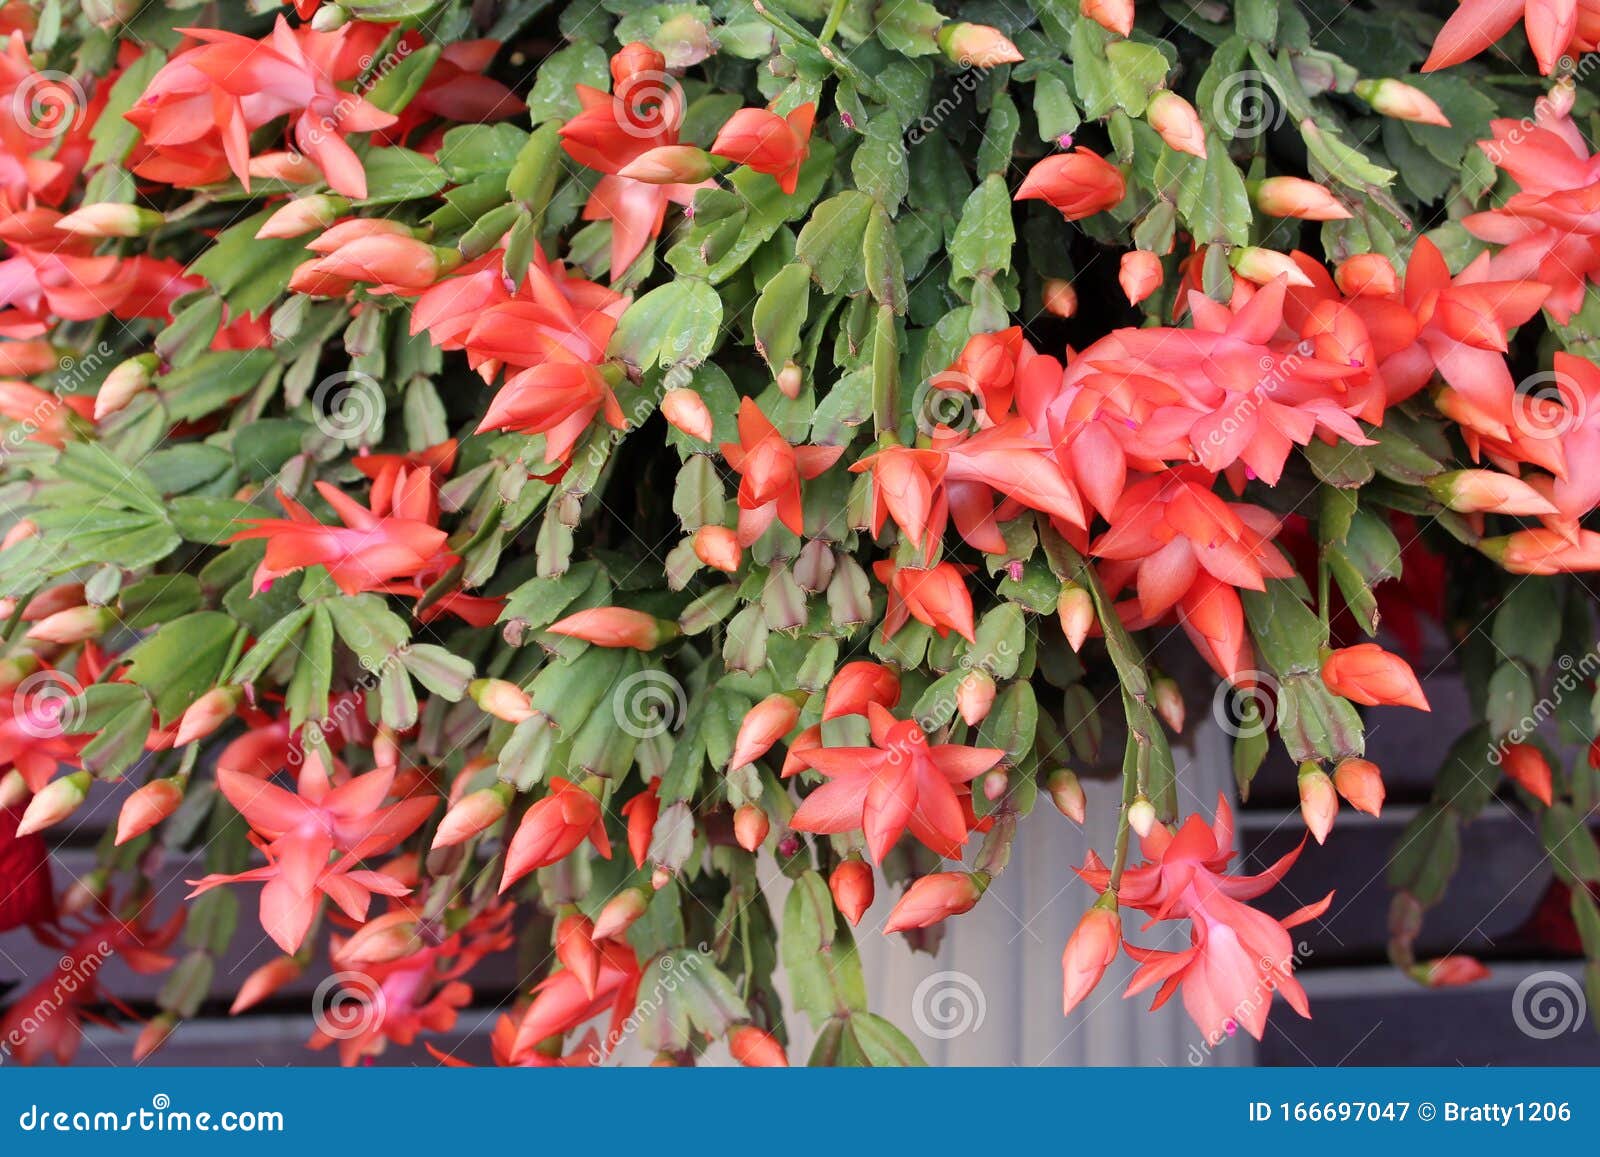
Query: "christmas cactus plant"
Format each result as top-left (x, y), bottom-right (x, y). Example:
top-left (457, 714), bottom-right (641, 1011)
top-left (0, 0), bottom-right (1599, 1066)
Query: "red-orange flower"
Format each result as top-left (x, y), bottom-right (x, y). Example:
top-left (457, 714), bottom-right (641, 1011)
top-left (710, 103), bottom-right (815, 194)
top-left (720, 398), bottom-right (843, 544)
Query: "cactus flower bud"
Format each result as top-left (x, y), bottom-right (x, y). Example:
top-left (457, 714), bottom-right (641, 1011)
top-left (1332, 757), bottom-right (1385, 817)
top-left (1146, 91), bottom-right (1207, 158)
top-left (693, 525), bottom-right (742, 573)
top-left (618, 145), bottom-right (718, 185)
top-left (828, 857), bottom-right (874, 925)
top-left (1355, 78), bottom-right (1450, 127)
top-left (883, 871), bottom-right (986, 934)
top-left (132, 1013), bottom-right (178, 1062)
top-left (256, 195), bottom-right (350, 239)
top-left (231, 957), bottom-right (304, 1014)
top-left (1297, 764), bottom-right (1338, 844)
top-left (115, 778), bottom-right (185, 845)
top-left (1057, 583), bottom-right (1095, 650)
top-left (727, 1024), bottom-right (789, 1066)
top-left (661, 388), bottom-right (714, 442)
top-left (174, 685), bottom-right (243, 746)
top-left (956, 668), bottom-right (997, 726)
top-left (470, 678), bottom-right (534, 723)
top-left (1500, 743), bottom-right (1554, 806)
top-left (1231, 246), bottom-right (1315, 287)
top-left (546, 607), bottom-right (678, 650)
top-left (95, 353), bottom-right (158, 421)
top-left (1334, 253), bottom-right (1399, 297)
top-left (939, 22), bottom-right (1023, 68)
top-left (432, 782), bottom-right (514, 849)
top-left (733, 804), bottom-right (770, 852)
top-left (55, 203), bottom-right (164, 238)
top-left (592, 887), bottom-right (650, 941)
top-left (1253, 176), bottom-right (1350, 220)
top-left (1119, 250), bottom-right (1163, 305)
top-left (17, 770), bottom-right (91, 836)
top-left (1042, 278), bottom-right (1078, 318)
top-left (1062, 894), bottom-right (1121, 1015)
top-left (1047, 768), bottom-right (1087, 824)
top-left (26, 604), bottom-right (114, 644)
top-left (1081, 0), bottom-right (1134, 36)
top-left (1427, 469), bottom-right (1557, 516)
top-left (1127, 793), bottom-right (1157, 838)
top-left (338, 911), bottom-right (422, 966)
top-left (1152, 675), bottom-right (1185, 733)
top-left (1412, 955), bottom-right (1490, 988)
top-left (729, 692), bottom-right (803, 772)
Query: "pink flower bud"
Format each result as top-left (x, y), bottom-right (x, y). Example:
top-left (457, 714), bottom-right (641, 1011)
top-left (115, 778), bottom-right (184, 845)
top-left (592, 887), bottom-right (650, 940)
top-left (256, 195), bottom-right (350, 239)
top-left (982, 768), bottom-right (1008, 801)
top-left (1042, 278), bottom-right (1078, 318)
top-left (1057, 583), bottom-right (1095, 651)
top-left (883, 871), bottom-right (986, 934)
top-left (1501, 743), bottom-right (1553, 806)
top-left (727, 1024), bottom-right (789, 1066)
top-left (17, 770), bottom-right (91, 836)
top-left (1355, 78), bottom-right (1450, 127)
top-left (432, 782), bottom-right (513, 849)
top-left (733, 804), bottom-right (770, 852)
top-left (1081, 0), bottom-right (1134, 36)
top-left (829, 857), bottom-right (874, 925)
top-left (338, 912), bottom-right (422, 966)
top-left (1428, 469), bottom-right (1557, 516)
top-left (174, 686), bottom-right (243, 746)
top-left (133, 1014), bottom-right (177, 1062)
top-left (1231, 246), bottom-right (1315, 287)
top-left (26, 604), bottom-right (113, 644)
top-left (777, 361), bottom-right (803, 399)
top-left (1, 519), bottom-right (37, 551)
top-left (1118, 250), bottom-right (1163, 306)
top-left (1047, 768), bottom-right (1086, 824)
top-left (618, 145), bottom-right (718, 185)
top-left (1298, 765), bottom-right (1338, 844)
top-left (729, 692), bottom-right (802, 772)
top-left (1152, 675), bottom-right (1185, 733)
top-left (95, 354), bottom-right (158, 421)
top-left (1334, 253), bottom-right (1398, 297)
top-left (55, 203), bottom-right (163, 238)
top-left (1253, 176), bottom-right (1350, 220)
top-left (1414, 955), bottom-right (1490, 988)
top-left (1146, 91), bottom-right (1207, 158)
top-left (1332, 757), bottom-right (1385, 817)
top-left (940, 22), bottom-right (1024, 68)
top-left (693, 525), bottom-right (742, 573)
top-left (1062, 899), bottom-right (1121, 1015)
top-left (471, 677), bottom-right (534, 723)
top-left (546, 607), bottom-right (678, 650)
top-left (956, 669), bottom-right (997, 726)
top-left (1127, 794), bottom-right (1157, 838)
top-left (661, 388), bottom-right (714, 442)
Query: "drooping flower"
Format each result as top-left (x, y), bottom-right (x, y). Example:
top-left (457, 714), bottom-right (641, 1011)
top-left (872, 559), bottom-right (978, 642)
top-left (883, 871), bottom-right (985, 933)
top-left (790, 702), bottom-right (1003, 860)
top-left (1077, 794), bottom-right (1333, 1042)
top-left (499, 778), bottom-right (611, 893)
top-left (187, 761), bottom-right (435, 953)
